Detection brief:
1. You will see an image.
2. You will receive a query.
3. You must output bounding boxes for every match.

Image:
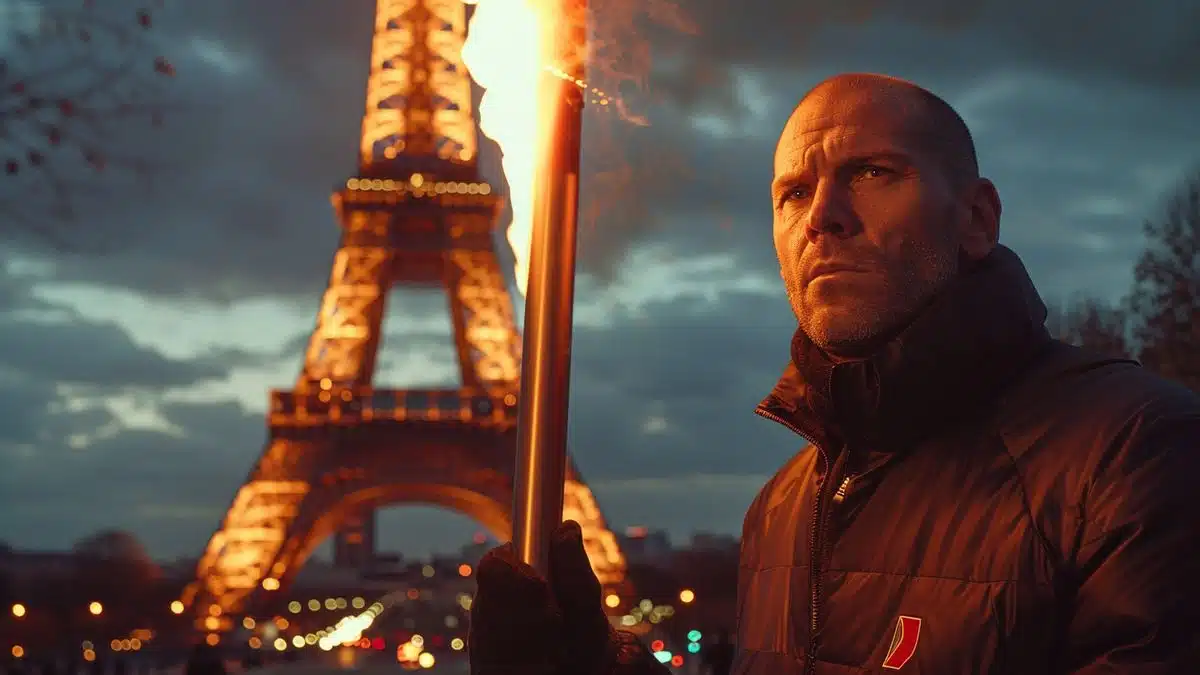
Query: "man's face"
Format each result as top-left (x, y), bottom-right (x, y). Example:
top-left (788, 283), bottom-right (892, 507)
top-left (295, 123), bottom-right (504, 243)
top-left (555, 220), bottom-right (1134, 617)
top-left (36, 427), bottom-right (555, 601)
top-left (772, 86), bottom-right (968, 356)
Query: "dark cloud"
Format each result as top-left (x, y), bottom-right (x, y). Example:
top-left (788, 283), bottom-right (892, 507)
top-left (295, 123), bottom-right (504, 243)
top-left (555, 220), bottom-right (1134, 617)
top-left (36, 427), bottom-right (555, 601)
top-left (0, 264), bottom-right (260, 388)
top-left (0, 373), bottom-right (67, 449)
top-left (569, 286), bottom-right (800, 481)
top-left (0, 400), bottom-right (263, 554)
top-left (0, 316), bottom-right (242, 388)
top-left (0, 264), bottom-right (286, 552)
top-left (658, 0), bottom-right (1200, 93)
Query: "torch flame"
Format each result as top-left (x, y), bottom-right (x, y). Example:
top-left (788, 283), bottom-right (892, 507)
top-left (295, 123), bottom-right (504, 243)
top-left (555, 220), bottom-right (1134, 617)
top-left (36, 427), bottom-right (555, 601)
top-left (461, 0), bottom-right (548, 297)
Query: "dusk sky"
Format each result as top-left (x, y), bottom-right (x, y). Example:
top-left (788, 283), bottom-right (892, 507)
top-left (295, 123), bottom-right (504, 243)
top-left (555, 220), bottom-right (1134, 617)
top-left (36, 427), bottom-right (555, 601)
top-left (0, 0), bottom-right (1197, 562)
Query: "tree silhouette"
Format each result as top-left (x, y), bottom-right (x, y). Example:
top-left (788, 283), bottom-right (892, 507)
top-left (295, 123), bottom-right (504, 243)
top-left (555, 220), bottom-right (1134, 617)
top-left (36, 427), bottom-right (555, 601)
top-left (1130, 167), bottom-right (1200, 392)
top-left (1046, 295), bottom-right (1133, 360)
top-left (0, 0), bottom-right (175, 249)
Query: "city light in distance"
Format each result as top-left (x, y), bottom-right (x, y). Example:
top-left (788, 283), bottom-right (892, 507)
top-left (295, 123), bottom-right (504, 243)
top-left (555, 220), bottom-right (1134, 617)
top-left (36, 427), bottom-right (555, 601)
top-left (109, 638), bottom-right (143, 652)
top-left (679, 589), bottom-right (695, 604)
top-left (88, 601), bottom-right (103, 616)
top-left (169, 600), bottom-right (184, 615)
top-left (10, 603), bottom-right (25, 618)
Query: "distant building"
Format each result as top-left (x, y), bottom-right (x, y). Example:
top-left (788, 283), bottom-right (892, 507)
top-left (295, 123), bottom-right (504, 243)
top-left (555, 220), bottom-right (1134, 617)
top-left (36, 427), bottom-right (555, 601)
top-left (293, 558), bottom-right (367, 589)
top-left (0, 548), bottom-right (80, 586)
top-left (160, 557), bottom-right (200, 582)
top-left (688, 532), bottom-right (739, 553)
top-left (617, 526), bottom-right (674, 565)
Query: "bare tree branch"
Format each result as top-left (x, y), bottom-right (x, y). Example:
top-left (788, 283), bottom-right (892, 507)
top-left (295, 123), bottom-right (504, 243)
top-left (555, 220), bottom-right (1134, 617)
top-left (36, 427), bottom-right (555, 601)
top-left (0, 0), bottom-right (177, 251)
top-left (1130, 166), bottom-right (1200, 392)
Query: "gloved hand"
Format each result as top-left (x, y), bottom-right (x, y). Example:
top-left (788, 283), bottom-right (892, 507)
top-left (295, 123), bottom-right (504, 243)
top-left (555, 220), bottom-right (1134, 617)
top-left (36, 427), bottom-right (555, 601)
top-left (468, 520), bottom-right (668, 675)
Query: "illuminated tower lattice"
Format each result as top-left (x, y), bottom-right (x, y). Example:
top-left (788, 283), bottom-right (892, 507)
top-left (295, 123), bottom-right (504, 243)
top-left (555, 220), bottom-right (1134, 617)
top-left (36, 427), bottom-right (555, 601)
top-left (183, 0), bottom-right (628, 628)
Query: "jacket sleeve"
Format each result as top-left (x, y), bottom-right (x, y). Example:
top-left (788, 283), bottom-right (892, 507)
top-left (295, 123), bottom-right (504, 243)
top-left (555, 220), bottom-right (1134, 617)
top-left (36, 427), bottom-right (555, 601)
top-left (1061, 407), bottom-right (1200, 673)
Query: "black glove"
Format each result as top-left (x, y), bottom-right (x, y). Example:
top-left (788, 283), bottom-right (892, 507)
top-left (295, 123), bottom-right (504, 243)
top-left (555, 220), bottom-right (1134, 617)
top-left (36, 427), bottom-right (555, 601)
top-left (468, 520), bottom-right (669, 675)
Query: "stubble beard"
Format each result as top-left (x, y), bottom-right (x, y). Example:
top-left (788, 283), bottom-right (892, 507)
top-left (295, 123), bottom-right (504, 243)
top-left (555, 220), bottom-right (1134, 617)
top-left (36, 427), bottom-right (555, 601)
top-left (790, 237), bottom-right (960, 357)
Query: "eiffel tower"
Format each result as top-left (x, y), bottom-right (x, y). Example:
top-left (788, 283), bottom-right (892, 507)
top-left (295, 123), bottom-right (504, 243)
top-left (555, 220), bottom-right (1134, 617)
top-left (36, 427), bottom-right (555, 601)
top-left (182, 0), bottom-right (629, 629)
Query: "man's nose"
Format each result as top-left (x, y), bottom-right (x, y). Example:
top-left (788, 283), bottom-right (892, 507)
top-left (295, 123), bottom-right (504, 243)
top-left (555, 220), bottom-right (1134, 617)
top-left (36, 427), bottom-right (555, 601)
top-left (804, 182), bottom-right (856, 240)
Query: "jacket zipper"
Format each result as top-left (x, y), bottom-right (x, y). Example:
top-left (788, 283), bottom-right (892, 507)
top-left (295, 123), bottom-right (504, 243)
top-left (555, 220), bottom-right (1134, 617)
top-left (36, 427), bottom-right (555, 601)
top-left (806, 465), bottom-right (827, 675)
top-left (832, 475), bottom-right (853, 504)
top-left (755, 407), bottom-right (831, 675)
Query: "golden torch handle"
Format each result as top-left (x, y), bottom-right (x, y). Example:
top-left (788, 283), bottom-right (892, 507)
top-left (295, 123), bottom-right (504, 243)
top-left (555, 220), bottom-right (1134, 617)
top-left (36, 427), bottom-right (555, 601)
top-left (511, 0), bottom-right (588, 575)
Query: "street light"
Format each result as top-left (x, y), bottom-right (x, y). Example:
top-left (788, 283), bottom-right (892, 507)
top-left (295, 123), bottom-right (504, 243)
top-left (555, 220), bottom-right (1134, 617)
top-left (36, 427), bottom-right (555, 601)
top-left (679, 589), bottom-right (695, 604)
top-left (169, 600), bottom-right (184, 615)
top-left (88, 601), bottom-right (103, 616)
top-left (11, 603), bottom-right (25, 618)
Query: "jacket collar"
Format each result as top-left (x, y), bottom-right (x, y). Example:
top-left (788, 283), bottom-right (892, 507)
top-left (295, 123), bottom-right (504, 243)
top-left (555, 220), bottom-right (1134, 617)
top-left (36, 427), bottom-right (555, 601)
top-left (757, 245), bottom-right (1053, 451)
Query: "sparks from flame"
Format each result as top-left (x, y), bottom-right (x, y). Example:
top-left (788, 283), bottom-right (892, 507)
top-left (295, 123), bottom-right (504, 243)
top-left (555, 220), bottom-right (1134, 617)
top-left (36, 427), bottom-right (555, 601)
top-left (463, 0), bottom-right (693, 295)
top-left (464, 0), bottom-right (600, 297)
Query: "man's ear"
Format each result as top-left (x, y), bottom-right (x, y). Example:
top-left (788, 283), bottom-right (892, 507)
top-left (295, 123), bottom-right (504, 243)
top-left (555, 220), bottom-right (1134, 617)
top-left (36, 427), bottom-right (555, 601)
top-left (961, 177), bottom-right (1001, 261)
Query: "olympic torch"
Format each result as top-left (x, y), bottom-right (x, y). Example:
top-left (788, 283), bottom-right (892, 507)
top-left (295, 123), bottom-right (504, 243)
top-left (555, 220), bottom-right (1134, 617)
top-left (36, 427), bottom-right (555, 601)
top-left (511, 0), bottom-right (588, 575)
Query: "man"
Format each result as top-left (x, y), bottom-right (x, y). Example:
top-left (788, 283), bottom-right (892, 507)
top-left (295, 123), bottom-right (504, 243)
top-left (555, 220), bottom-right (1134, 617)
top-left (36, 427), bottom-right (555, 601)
top-left (467, 73), bottom-right (1200, 675)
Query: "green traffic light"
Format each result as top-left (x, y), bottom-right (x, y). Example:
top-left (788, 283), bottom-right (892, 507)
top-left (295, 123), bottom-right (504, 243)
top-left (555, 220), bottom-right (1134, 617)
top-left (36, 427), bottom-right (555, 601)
top-left (687, 630), bottom-right (702, 642)
top-left (687, 642), bottom-right (701, 653)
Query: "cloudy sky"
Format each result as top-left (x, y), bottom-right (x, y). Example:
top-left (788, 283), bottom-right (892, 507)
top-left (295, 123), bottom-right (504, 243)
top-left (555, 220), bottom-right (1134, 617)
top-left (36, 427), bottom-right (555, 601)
top-left (0, 0), bottom-right (1197, 563)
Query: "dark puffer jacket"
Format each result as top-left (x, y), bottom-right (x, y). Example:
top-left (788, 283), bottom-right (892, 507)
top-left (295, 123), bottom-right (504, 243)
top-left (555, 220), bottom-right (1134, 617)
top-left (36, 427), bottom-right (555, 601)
top-left (735, 246), bottom-right (1200, 674)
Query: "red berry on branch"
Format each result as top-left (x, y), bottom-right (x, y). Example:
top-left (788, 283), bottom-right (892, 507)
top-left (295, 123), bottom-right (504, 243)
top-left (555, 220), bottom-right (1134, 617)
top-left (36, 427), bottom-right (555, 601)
top-left (153, 57), bottom-right (175, 76)
top-left (137, 10), bottom-right (151, 28)
top-left (47, 127), bottom-right (62, 145)
top-left (5, 160), bottom-right (18, 175)
top-left (59, 99), bottom-right (74, 116)
top-left (10, 82), bottom-right (24, 94)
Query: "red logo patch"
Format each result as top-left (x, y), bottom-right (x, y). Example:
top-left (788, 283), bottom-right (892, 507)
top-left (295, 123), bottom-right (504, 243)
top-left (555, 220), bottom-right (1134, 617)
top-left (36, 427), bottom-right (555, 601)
top-left (882, 615), bottom-right (922, 670)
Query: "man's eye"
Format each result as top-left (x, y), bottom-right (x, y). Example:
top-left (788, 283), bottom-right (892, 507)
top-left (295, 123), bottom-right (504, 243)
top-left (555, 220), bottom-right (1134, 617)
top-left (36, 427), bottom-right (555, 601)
top-left (855, 165), bottom-right (889, 180)
top-left (783, 187), bottom-right (810, 202)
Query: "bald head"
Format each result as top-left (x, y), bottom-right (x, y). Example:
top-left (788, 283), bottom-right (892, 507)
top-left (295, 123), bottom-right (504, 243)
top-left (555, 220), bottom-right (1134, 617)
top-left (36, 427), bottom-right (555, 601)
top-left (793, 74), bottom-right (980, 192)
top-left (770, 72), bottom-right (1001, 356)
